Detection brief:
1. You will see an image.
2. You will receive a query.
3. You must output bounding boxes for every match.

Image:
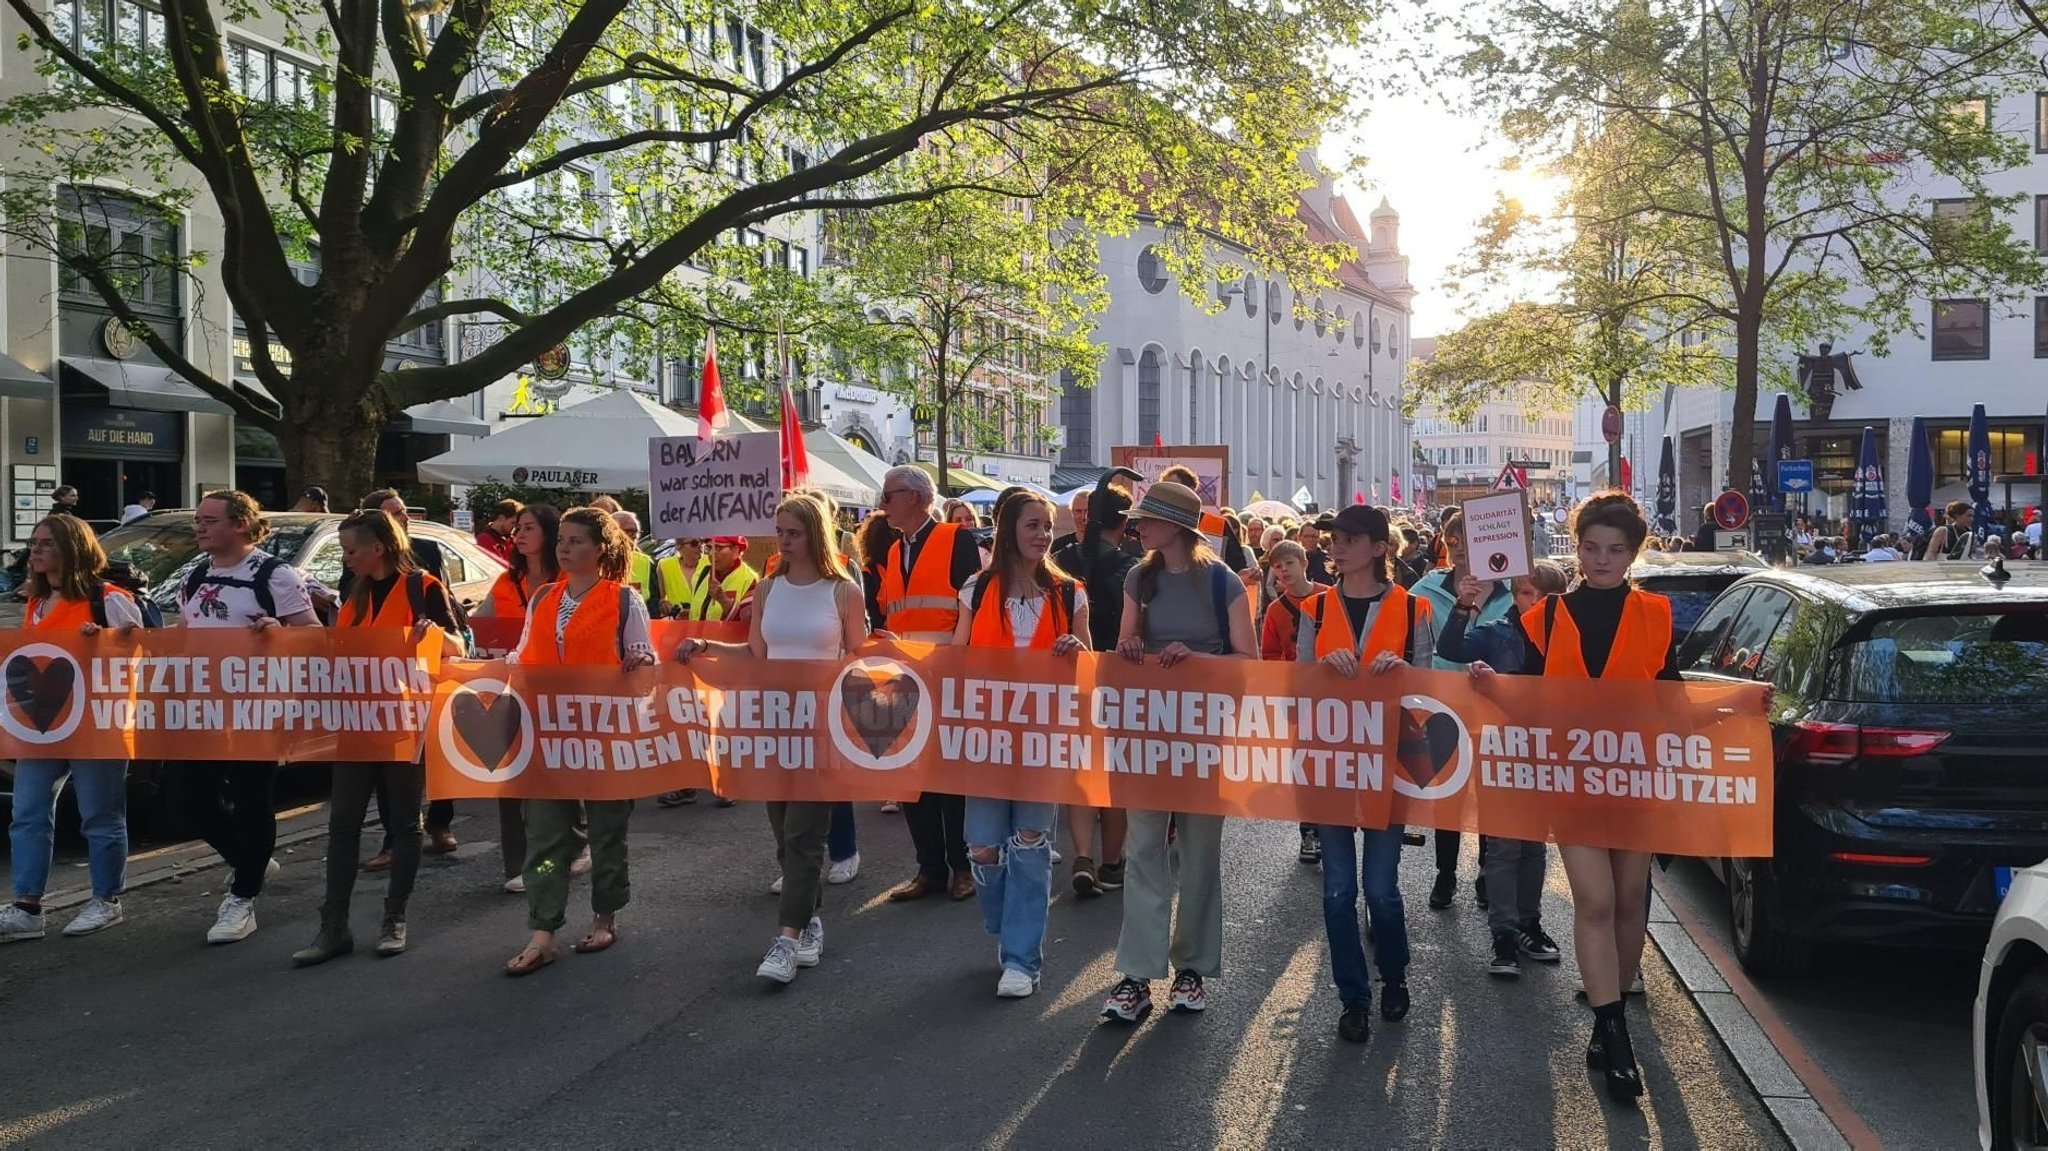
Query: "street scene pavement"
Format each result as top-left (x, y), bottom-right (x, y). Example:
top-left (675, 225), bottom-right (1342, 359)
top-left (2, 806), bottom-right (1780, 1149)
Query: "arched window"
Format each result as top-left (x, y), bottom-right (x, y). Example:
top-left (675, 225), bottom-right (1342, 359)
top-left (1353, 311), bottom-right (1365, 348)
top-left (1371, 316), bottom-right (1382, 354)
top-left (1293, 293), bottom-right (1306, 331)
top-left (1243, 276), bottom-right (1259, 317)
top-left (1137, 348), bottom-right (1162, 445)
top-left (1267, 281), bottom-right (1282, 324)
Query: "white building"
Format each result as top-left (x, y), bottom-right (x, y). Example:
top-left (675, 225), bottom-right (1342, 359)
top-left (1408, 360), bottom-right (1576, 506)
top-left (1054, 160), bottom-right (1416, 507)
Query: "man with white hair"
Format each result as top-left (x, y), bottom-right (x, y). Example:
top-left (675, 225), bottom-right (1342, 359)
top-left (871, 464), bottom-right (984, 903)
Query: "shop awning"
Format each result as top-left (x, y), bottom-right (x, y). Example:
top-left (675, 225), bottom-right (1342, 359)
top-left (914, 463), bottom-right (1005, 494)
top-left (394, 399), bottom-right (489, 437)
top-left (1051, 465), bottom-right (1108, 490)
top-left (60, 358), bottom-right (232, 415)
top-left (0, 352), bottom-right (52, 400)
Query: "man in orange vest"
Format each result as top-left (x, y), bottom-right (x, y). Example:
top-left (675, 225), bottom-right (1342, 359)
top-left (872, 464), bottom-right (985, 903)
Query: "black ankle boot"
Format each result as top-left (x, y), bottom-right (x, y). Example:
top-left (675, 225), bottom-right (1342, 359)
top-left (1586, 1018), bottom-right (1606, 1070)
top-left (1596, 1012), bottom-right (1643, 1103)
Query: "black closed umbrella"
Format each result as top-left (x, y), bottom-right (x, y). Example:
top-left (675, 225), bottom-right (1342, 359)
top-left (1655, 435), bottom-right (1676, 533)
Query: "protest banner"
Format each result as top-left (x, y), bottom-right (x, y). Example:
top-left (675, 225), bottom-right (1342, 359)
top-left (1111, 444), bottom-right (1231, 507)
top-left (0, 628), bottom-right (439, 762)
top-left (647, 432), bottom-right (781, 538)
top-left (468, 617), bottom-right (744, 658)
top-left (1461, 490), bottom-right (1533, 580)
top-left (424, 645), bottom-right (1773, 856)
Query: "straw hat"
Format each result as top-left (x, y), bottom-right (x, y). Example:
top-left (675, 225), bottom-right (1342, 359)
top-left (1127, 482), bottom-right (1204, 532)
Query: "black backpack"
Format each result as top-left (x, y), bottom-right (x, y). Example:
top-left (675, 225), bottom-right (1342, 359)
top-left (181, 553), bottom-right (289, 622)
top-left (85, 580), bottom-right (163, 629)
top-left (1056, 537), bottom-right (1139, 651)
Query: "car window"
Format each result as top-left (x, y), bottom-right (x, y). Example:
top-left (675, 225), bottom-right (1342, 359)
top-left (1830, 609), bottom-right (2048, 704)
top-left (1679, 588), bottom-right (1750, 673)
top-left (438, 542), bottom-right (467, 584)
top-left (97, 518), bottom-right (321, 600)
top-left (303, 539), bottom-right (344, 588)
top-left (1762, 597), bottom-right (1847, 705)
top-left (1717, 587), bottom-right (1794, 680)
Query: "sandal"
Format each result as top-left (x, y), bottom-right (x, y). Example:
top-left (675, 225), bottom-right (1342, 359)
top-left (572, 923), bottom-right (619, 954)
top-left (504, 944), bottom-right (557, 977)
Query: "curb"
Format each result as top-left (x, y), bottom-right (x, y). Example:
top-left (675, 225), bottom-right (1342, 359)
top-left (1646, 883), bottom-right (1860, 1151)
top-left (36, 802), bottom-right (334, 914)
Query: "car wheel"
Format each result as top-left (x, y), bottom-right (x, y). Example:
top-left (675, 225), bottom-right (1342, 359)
top-left (1992, 967), bottom-right (2048, 1151)
top-left (1727, 856), bottom-right (1813, 976)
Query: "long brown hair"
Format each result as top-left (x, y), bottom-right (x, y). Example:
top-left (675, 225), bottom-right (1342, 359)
top-left (989, 493), bottom-right (1072, 600)
top-left (515, 505), bottom-right (562, 587)
top-left (1133, 527), bottom-right (1219, 605)
top-left (560, 507), bottom-right (631, 582)
top-left (199, 489), bottom-right (270, 546)
top-left (854, 509), bottom-right (894, 570)
top-left (24, 514), bottom-right (107, 601)
top-left (338, 509), bottom-right (418, 621)
top-left (772, 493), bottom-right (852, 582)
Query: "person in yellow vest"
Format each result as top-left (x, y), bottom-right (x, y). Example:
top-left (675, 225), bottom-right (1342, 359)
top-left (1296, 503), bottom-right (1435, 1046)
top-left (872, 464), bottom-right (985, 903)
top-left (654, 536), bottom-right (707, 619)
top-left (610, 511), bottom-right (662, 614)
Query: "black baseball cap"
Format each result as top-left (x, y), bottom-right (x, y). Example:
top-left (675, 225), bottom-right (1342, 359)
top-left (1329, 504), bottom-right (1390, 540)
top-left (303, 486), bottom-right (329, 504)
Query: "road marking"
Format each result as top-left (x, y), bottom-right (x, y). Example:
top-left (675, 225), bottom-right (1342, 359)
top-left (1653, 873), bottom-right (1885, 1151)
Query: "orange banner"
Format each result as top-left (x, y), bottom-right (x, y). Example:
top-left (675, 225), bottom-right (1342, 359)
top-left (0, 629), bottom-right (440, 763)
top-left (468, 618), bottom-right (744, 657)
top-left (424, 646), bottom-right (1774, 856)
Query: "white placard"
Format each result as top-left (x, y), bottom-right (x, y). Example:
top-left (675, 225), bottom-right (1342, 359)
top-left (1132, 455), bottom-right (1225, 510)
top-left (451, 509), bottom-right (474, 532)
top-left (1462, 490), bottom-right (1533, 581)
top-left (648, 433), bottom-right (782, 538)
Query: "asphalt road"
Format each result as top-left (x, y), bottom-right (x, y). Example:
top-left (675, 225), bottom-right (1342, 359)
top-left (1656, 856), bottom-right (1981, 1148)
top-left (1, 807), bottom-right (1784, 1149)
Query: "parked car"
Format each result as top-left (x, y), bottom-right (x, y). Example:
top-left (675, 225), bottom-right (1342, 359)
top-left (1629, 549), bottom-right (1767, 657)
top-left (1677, 561), bottom-right (2048, 975)
top-left (0, 510), bottom-right (506, 831)
top-left (1975, 861), bottom-right (2048, 1150)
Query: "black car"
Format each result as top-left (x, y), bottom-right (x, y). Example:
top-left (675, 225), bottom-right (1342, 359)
top-left (1629, 549), bottom-right (1767, 657)
top-left (1679, 560), bottom-right (2048, 975)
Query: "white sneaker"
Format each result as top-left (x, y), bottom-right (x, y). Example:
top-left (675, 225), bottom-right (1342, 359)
top-left (826, 853), bottom-right (860, 884)
top-left (1050, 847), bottom-right (1062, 865)
top-left (503, 875), bottom-right (526, 894)
top-left (63, 899), bottom-right (123, 937)
top-left (997, 968), bottom-right (1039, 998)
top-left (0, 904), bottom-right (45, 942)
top-left (795, 917), bottom-right (824, 967)
top-left (264, 857), bottom-right (282, 881)
top-left (570, 851), bottom-right (592, 877)
top-left (207, 895), bottom-right (257, 944)
top-left (757, 936), bottom-right (799, 983)
top-left (770, 875), bottom-right (784, 894)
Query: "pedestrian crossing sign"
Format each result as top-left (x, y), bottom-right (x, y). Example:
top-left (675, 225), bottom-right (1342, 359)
top-left (1491, 462), bottom-right (1527, 493)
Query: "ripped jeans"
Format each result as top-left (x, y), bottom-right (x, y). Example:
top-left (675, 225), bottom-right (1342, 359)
top-left (964, 798), bottom-right (1059, 978)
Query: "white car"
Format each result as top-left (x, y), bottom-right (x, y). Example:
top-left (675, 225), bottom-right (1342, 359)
top-left (1976, 862), bottom-right (2048, 1149)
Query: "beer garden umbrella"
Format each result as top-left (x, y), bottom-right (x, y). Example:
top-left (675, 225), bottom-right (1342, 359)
top-left (1968, 402), bottom-right (1995, 539)
top-left (1768, 392), bottom-right (1795, 512)
top-left (1850, 424), bottom-right (1887, 545)
top-left (1906, 416), bottom-right (1934, 533)
top-left (1654, 436), bottom-right (1677, 533)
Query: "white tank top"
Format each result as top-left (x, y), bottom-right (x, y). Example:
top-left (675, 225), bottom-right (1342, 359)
top-left (759, 576), bottom-right (845, 660)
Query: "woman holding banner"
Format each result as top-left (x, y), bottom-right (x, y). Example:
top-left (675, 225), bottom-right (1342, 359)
top-left (951, 492), bottom-right (1090, 998)
top-left (677, 493), bottom-right (868, 985)
top-left (0, 514), bottom-right (145, 943)
top-left (293, 510), bottom-right (465, 967)
top-left (1101, 482), bottom-right (1256, 1024)
top-left (1296, 504), bottom-right (1434, 1045)
top-left (1481, 491), bottom-right (1676, 1104)
top-left (502, 508), bottom-right (656, 977)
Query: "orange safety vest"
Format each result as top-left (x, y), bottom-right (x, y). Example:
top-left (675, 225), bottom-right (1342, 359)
top-left (27, 584), bottom-right (133, 630)
top-left (338, 571), bottom-right (444, 629)
top-left (1520, 589), bottom-right (1673, 680)
top-left (1308, 581), bottom-right (1430, 662)
top-left (521, 579), bottom-right (627, 666)
top-left (967, 571), bottom-right (1076, 649)
top-left (880, 521), bottom-right (966, 642)
top-left (488, 567), bottom-right (550, 621)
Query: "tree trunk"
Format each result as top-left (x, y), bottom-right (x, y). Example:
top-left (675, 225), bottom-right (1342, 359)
top-left (274, 397), bottom-right (384, 510)
top-left (1727, 311), bottom-right (1760, 493)
top-left (1606, 375), bottom-right (1624, 489)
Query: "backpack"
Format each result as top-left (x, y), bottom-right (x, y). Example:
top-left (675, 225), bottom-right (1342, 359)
top-left (1055, 536), bottom-right (1139, 651)
top-left (1136, 560), bottom-right (1241, 654)
top-left (968, 571), bottom-right (1078, 640)
top-left (181, 553), bottom-right (288, 622)
top-left (86, 580), bottom-right (163, 629)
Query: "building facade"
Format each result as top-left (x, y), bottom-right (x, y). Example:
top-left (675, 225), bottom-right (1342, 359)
top-left (1056, 161), bottom-right (1415, 508)
top-left (1408, 365), bottom-right (1576, 506)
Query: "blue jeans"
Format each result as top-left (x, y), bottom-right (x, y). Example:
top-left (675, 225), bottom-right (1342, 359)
top-left (1316, 824), bottom-right (1409, 1009)
top-left (828, 801), bottom-right (857, 864)
top-left (965, 797), bottom-right (1057, 977)
top-left (9, 760), bottom-right (127, 900)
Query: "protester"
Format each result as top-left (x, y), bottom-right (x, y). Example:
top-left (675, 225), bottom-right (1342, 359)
top-left (118, 491), bottom-right (156, 525)
top-left (1053, 475), bottom-right (1139, 897)
top-left (952, 492), bottom-right (1090, 997)
top-left (1690, 502), bottom-right (1719, 552)
top-left (180, 490), bottom-right (321, 943)
top-left (1, 515), bottom-right (144, 942)
top-left (1439, 560), bottom-right (1571, 979)
top-left (292, 486), bottom-right (330, 513)
top-left (587, 495), bottom-right (623, 515)
top-left (611, 510), bottom-right (661, 610)
top-left (1257, 539), bottom-right (1323, 866)
top-left (1477, 491), bottom-right (1676, 1104)
top-left (476, 498), bottom-right (521, 565)
top-left (872, 464), bottom-right (982, 904)
top-left (357, 490), bottom-right (448, 584)
top-left (696, 537), bottom-right (761, 623)
top-left (1101, 481), bottom-right (1256, 1023)
top-left (1392, 525), bottom-right (1431, 588)
top-left (293, 510), bottom-right (464, 967)
top-left (677, 493), bottom-right (868, 984)
top-left (1296, 518), bottom-right (1335, 585)
top-left (1052, 488), bottom-right (1090, 554)
top-left (1297, 504), bottom-right (1433, 1044)
top-left (943, 498), bottom-right (982, 529)
top-left (51, 485), bottom-right (80, 513)
top-left (653, 536), bottom-right (709, 622)
top-left (502, 507), bottom-right (656, 976)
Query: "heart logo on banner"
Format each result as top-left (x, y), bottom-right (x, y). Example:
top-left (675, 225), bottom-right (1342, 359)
top-left (839, 670), bottom-right (921, 758)
top-left (452, 691), bottom-right (525, 772)
top-left (1396, 708), bottom-right (1464, 788)
top-left (5, 654), bottom-right (75, 734)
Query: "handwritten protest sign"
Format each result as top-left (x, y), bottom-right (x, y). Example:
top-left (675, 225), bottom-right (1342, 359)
top-left (648, 432), bottom-right (781, 538)
top-left (1461, 490), bottom-right (1533, 580)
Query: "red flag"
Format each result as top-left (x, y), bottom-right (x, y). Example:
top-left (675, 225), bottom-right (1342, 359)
top-left (1152, 430), bottom-right (1164, 450)
top-left (1619, 457), bottom-right (1632, 490)
top-left (779, 379), bottom-right (810, 491)
top-left (1353, 490), bottom-right (1366, 505)
top-left (696, 330), bottom-right (728, 442)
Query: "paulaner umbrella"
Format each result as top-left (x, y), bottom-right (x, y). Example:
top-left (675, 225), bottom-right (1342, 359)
top-left (1769, 393), bottom-right (1795, 512)
top-left (1655, 435), bottom-right (1677, 533)
top-left (1906, 416), bottom-right (1933, 533)
top-left (1850, 424), bottom-right (1887, 542)
top-left (1968, 402), bottom-right (1995, 539)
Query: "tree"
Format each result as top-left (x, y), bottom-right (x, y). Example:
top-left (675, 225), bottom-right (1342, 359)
top-left (1451, 0), bottom-right (2047, 488)
top-left (0, 0), bottom-right (1367, 501)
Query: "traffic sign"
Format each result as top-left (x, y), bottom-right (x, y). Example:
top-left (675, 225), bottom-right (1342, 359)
top-left (1713, 488), bottom-right (1751, 531)
top-left (1777, 459), bottom-right (1815, 493)
top-left (1490, 461), bottom-right (1527, 492)
top-left (1290, 485), bottom-right (1314, 511)
top-left (1601, 405), bottom-right (1624, 444)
